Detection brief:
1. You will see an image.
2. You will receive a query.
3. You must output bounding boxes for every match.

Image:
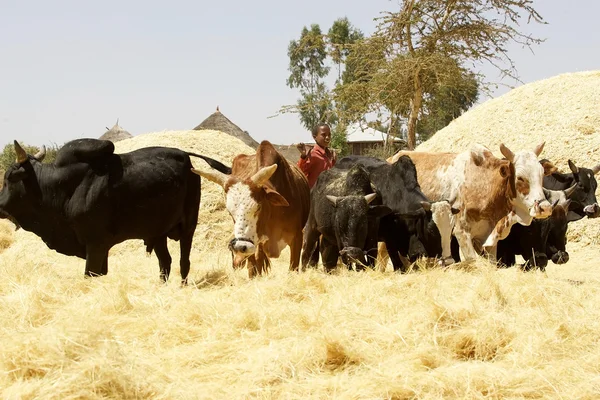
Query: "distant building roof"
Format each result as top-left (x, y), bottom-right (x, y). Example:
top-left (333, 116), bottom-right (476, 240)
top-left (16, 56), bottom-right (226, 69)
top-left (99, 120), bottom-right (133, 143)
top-left (193, 106), bottom-right (259, 149)
top-left (346, 124), bottom-right (404, 143)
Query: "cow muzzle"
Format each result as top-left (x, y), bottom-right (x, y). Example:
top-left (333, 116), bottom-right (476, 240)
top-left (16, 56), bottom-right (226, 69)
top-left (229, 237), bottom-right (255, 256)
top-left (551, 251), bottom-right (569, 265)
top-left (530, 199), bottom-right (552, 219)
top-left (583, 203), bottom-right (600, 218)
top-left (339, 246), bottom-right (366, 260)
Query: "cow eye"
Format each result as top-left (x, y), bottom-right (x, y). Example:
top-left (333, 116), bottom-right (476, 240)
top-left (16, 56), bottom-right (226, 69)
top-left (517, 177), bottom-right (525, 182)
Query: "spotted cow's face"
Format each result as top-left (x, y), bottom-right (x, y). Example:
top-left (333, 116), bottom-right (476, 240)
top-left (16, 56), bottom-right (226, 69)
top-left (501, 142), bottom-right (553, 220)
top-left (191, 163), bottom-right (288, 264)
top-left (225, 181), bottom-right (261, 255)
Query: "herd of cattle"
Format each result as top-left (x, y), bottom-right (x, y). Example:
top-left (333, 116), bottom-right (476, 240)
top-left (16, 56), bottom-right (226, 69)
top-left (0, 138), bottom-right (598, 283)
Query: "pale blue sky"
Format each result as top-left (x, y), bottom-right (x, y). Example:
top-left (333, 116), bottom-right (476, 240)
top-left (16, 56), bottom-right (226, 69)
top-left (1, 0), bottom-right (598, 148)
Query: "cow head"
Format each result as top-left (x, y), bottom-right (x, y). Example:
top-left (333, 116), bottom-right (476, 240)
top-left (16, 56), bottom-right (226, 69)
top-left (545, 198), bottom-right (571, 265)
top-left (567, 160), bottom-right (600, 219)
top-left (500, 142), bottom-right (553, 224)
top-left (326, 193), bottom-right (390, 264)
top-left (191, 163), bottom-right (288, 264)
top-left (0, 141), bottom-right (46, 220)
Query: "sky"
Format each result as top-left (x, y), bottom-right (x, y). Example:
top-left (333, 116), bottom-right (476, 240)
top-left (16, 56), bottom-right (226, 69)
top-left (1, 0), bottom-right (599, 148)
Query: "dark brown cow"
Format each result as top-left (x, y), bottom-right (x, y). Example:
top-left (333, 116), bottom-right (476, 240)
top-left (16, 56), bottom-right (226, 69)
top-left (192, 141), bottom-right (310, 277)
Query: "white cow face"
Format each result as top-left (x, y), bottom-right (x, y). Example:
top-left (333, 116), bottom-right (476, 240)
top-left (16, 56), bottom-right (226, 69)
top-left (500, 142), bottom-right (553, 223)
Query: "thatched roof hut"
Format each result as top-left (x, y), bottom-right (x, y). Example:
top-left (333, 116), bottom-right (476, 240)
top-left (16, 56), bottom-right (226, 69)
top-left (99, 120), bottom-right (133, 143)
top-left (193, 107), bottom-right (259, 149)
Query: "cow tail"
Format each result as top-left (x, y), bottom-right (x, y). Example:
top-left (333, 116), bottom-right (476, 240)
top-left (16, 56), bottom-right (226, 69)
top-left (187, 153), bottom-right (232, 175)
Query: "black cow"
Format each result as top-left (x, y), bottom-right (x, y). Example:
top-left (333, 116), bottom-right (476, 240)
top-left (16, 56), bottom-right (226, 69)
top-left (302, 164), bottom-right (391, 272)
top-left (0, 139), bottom-right (229, 283)
top-left (334, 155), bottom-right (457, 272)
top-left (496, 198), bottom-right (571, 271)
top-left (543, 159), bottom-right (600, 221)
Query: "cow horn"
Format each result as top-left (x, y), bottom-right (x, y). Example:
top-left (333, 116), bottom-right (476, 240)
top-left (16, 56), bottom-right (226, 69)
top-left (420, 201), bottom-right (431, 212)
top-left (564, 183), bottom-right (577, 199)
top-left (370, 182), bottom-right (377, 192)
top-left (533, 142), bottom-right (545, 157)
top-left (191, 168), bottom-right (228, 188)
top-left (326, 195), bottom-right (338, 206)
top-left (499, 143), bottom-right (515, 162)
top-left (34, 145), bottom-right (46, 161)
top-left (364, 193), bottom-right (377, 204)
top-left (250, 164), bottom-right (278, 186)
top-left (562, 199), bottom-right (572, 211)
top-left (552, 199), bottom-right (559, 209)
top-left (14, 140), bottom-right (28, 163)
top-left (568, 159), bottom-right (579, 175)
top-left (592, 164), bottom-right (600, 175)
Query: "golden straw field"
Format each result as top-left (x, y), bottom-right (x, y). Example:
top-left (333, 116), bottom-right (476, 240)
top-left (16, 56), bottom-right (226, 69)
top-left (1, 72), bottom-right (600, 399)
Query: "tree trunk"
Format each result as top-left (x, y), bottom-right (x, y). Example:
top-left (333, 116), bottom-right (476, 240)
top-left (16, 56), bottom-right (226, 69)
top-left (407, 74), bottom-right (423, 150)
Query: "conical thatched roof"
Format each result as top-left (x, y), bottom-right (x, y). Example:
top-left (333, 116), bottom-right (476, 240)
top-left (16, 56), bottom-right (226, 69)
top-left (99, 120), bottom-right (133, 143)
top-left (193, 107), bottom-right (259, 149)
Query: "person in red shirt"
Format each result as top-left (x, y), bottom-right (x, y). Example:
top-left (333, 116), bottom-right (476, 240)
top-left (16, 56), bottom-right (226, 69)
top-left (296, 123), bottom-right (337, 188)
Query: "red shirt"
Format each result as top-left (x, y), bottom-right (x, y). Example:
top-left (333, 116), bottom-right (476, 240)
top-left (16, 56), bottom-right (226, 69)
top-left (297, 144), bottom-right (336, 188)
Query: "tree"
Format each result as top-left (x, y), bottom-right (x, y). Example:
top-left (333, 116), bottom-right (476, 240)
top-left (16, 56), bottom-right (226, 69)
top-left (328, 17), bottom-right (365, 82)
top-left (282, 19), bottom-right (364, 152)
top-left (285, 24), bottom-right (331, 131)
top-left (336, 0), bottom-right (544, 149)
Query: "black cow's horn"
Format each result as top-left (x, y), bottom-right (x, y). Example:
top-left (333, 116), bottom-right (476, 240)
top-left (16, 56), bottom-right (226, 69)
top-left (34, 145), bottom-right (46, 161)
top-left (564, 183), bottom-right (577, 199)
top-left (14, 140), bottom-right (28, 163)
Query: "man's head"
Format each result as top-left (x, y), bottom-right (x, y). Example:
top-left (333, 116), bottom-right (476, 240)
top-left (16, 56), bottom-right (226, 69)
top-left (312, 123), bottom-right (331, 149)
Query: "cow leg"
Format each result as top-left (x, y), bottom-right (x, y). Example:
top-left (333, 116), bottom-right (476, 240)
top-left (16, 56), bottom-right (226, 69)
top-left (320, 238), bottom-right (339, 273)
top-left (153, 236), bottom-right (172, 283)
top-left (85, 246), bottom-right (108, 278)
top-left (376, 242), bottom-right (390, 272)
top-left (101, 257), bottom-right (108, 275)
top-left (179, 229), bottom-right (194, 285)
top-left (289, 233), bottom-right (303, 272)
top-left (453, 228), bottom-right (478, 260)
top-left (301, 227), bottom-right (321, 270)
top-left (247, 254), bottom-right (258, 278)
top-left (482, 212), bottom-right (518, 249)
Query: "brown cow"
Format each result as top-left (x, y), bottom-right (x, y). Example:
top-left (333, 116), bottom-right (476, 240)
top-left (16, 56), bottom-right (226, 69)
top-left (387, 143), bottom-right (555, 261)
top-left (192, 141), bottom-right (310, 277)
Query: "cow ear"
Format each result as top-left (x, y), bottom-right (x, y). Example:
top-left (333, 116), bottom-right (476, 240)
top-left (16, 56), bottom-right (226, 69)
top-left (420, 201), bottom-right (431, 212)
top-left (7, 167), bottom-right (27, 183)
top-left (265, 187), bottom-right (289, 207)
top-left (499, 164), bottom-right (510, 178)
top-left (451, 207), bottom-right (460, 215)
top-left (541, 160), bottom-right (557, 176)
top-left (368, 205), bottom-right (393, 218)
top-left (499, 143), bottom-right (515, 162)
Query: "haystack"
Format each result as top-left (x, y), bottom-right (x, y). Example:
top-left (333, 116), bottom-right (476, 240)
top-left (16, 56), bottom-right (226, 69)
top-left (99, 120), bottom-right (133, 143)
top-left (194, 107), bottom-right (260, 149)
top-left (418, 70), bottom-right (600, 243)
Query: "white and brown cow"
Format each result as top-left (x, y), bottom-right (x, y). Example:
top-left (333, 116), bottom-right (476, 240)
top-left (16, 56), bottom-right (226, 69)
top-left (192, 141), bottom-right (310, 277)
top-left (387, 142), bottom-right (555, 260)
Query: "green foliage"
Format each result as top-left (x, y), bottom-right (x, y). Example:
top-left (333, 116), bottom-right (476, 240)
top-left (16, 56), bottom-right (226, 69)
top-left (284, 19), bottom-right (364, 133)
top-left (0, 142), bottom-right (60, 172)
top-left (330, 124), bottom-right (349, 157)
